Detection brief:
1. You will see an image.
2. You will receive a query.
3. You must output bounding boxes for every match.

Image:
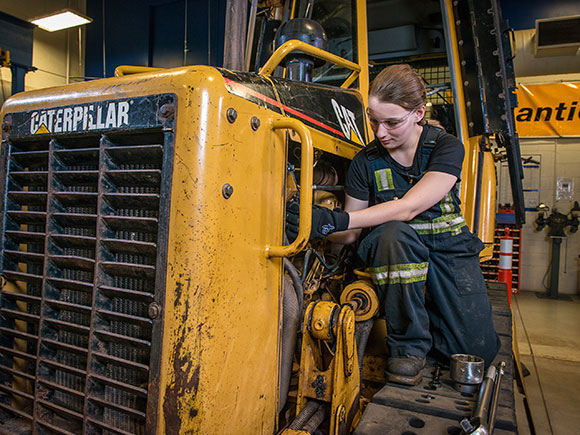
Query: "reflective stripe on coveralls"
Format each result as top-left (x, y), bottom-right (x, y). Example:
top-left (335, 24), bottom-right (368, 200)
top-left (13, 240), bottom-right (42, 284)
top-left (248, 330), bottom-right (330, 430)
top-left (408, 213), bottom-right (466, 235)
top-left (374, 168), bottom-right (395, 190)
top-left (370, 262), bottom-right (429, 285)
top-left (439, 192), bottom-right (455, 214)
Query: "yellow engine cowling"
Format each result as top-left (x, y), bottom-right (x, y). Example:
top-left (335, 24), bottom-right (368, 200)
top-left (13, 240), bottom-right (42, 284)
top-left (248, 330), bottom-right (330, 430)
top-left (0, 61), bottom-right (367, 434)
top-left (0, 66), bottom-right (289, 434)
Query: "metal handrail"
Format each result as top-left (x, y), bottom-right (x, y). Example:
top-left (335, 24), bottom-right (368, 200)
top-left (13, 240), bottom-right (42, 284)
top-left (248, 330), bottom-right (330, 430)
top-left (265, 117), bottom-right (313, 258)
top-left (114, 66), bottom-right (164, 77)
top-left (259, 40), bottom-right (360, 89)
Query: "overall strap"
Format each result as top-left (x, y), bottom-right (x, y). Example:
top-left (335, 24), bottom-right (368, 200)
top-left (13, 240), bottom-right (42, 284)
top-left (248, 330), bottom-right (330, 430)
top-left (364, 140), bottom-right (382, 161)
top-left (419, 126), bottom-right (442, 171)
top-left (422, 125), bottom-right (441, 148)
top-left (365, 126), bottom-right (441, 163)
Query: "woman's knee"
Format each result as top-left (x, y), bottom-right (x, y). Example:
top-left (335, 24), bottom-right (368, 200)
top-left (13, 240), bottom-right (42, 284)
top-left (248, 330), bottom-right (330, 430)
top-left (358, 221), bottom-right (426, 265)
top-left (368, 221), bottom-right (418, 245)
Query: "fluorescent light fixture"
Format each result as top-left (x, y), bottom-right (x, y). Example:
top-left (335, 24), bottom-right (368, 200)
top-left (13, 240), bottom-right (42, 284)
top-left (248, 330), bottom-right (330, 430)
top-left (31, 9), bottom-right (92, 32)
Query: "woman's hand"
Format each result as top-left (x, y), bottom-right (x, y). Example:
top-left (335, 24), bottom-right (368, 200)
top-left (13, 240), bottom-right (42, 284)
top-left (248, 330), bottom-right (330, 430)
top-left (285, 199), bottom-right (349, 242)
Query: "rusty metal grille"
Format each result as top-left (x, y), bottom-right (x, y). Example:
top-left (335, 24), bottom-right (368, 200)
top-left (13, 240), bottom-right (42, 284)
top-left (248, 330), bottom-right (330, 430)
top-left (0, 129), bottom-right (171, 434)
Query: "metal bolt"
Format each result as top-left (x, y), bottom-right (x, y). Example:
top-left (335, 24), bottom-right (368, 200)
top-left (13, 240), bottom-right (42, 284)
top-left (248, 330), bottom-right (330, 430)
top-left (226, 108), bottom-right (238, 123)
top-left (158, 104), bottom-right (175, 119)
top-left (222, 183), bottom-right (234, 199)
top-left (311, 375), bottom-right (327, 398)
top-left (148, 302), bottom-right (161, 319)
top-left (251, 116), bottom-right (260, 131)
top-left (2, 116), bottom-right (11, 134)
top-left (429, 364), bottom-right (442, 389)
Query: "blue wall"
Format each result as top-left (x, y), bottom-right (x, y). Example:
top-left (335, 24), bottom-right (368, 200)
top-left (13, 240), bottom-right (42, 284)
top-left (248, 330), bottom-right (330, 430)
top-left (0, 12), bottom-right (34, 68)
top-left (84, 0), bottom-right (580, 79)
top-left (500, 0), bottom-right (580, 30)
top-left (86, 0), bottom-right (226, 79)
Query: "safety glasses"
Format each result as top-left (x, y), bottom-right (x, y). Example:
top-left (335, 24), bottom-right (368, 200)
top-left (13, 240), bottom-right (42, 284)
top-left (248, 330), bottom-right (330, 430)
top-left (367, 108), bottom-right (417, 130)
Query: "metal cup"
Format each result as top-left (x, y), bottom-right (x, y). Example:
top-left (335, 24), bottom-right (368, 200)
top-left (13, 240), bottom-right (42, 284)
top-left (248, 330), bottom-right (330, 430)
top-left (450, 354), bottom-right (484, 393)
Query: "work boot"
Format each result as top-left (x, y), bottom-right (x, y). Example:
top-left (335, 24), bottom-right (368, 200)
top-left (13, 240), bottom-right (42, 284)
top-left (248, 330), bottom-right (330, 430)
top-left (385, 355), bottom-right (426, 386)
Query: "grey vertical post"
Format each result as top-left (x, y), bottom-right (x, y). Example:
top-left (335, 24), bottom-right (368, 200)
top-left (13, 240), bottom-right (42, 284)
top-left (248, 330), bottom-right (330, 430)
top-left (223, 0), bottom-right (248, 70)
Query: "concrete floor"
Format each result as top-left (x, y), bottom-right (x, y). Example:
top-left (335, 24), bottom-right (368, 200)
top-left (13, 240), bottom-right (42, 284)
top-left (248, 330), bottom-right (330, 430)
top-left (512, 291), bottom-right (580, 435)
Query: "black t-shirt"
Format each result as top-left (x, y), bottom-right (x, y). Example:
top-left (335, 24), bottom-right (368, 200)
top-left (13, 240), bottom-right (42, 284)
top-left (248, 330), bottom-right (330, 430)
top-left (345, 125), bottom-right (465, 201)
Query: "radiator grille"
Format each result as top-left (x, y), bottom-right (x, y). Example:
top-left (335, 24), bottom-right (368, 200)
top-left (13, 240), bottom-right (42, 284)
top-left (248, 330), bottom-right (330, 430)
top-left (0, 129), bottom-right (171, 434)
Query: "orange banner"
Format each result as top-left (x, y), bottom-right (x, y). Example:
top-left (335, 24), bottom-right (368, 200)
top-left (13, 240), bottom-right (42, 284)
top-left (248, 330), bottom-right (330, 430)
top-left (514, 82), bottom-right (580, 137)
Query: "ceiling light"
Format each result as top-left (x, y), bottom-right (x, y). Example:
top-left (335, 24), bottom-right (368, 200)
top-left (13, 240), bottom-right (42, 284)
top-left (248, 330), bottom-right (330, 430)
top-left (31, 9), bottom-right (92, 32)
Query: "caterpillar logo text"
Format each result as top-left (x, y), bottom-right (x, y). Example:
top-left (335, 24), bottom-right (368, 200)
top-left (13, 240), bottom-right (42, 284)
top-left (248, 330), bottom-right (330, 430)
top-left (331, 98), bottom-right (364, 145)
top-left (29, 101), bottom-right (131, 135)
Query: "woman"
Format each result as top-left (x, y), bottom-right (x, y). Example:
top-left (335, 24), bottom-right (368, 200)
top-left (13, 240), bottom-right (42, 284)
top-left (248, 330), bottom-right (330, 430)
top-left (288, 64), bottom-right (500, 386)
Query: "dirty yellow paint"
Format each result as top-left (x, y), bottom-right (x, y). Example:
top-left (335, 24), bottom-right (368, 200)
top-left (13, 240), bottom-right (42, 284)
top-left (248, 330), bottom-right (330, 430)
top-left (0, 63), bottom-right (368, 433)
top-left (296, 302), bottom-right (361, 435)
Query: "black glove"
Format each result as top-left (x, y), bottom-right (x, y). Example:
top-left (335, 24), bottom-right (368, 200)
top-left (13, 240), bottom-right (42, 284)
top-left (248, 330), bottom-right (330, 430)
top-left (286, 199), bottom-right (350, 242)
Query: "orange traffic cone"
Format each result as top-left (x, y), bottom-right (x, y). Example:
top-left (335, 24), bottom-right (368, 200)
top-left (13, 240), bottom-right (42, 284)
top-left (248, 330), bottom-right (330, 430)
top-left (498, 228), bottom-right (513, 306)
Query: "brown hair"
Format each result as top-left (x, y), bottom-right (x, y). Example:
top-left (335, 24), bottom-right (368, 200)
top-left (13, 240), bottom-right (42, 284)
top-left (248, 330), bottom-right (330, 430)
top-left (369, 64), bottom-right (427, 112)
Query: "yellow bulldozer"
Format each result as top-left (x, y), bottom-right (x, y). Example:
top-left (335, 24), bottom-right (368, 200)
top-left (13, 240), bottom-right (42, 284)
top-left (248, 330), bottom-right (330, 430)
top-left (0, 0), bottom-right (528, 434)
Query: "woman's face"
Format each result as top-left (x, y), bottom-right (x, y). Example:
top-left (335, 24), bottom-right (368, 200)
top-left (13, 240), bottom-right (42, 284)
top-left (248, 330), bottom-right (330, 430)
top-left (367, 95), bottom-right (425, 151)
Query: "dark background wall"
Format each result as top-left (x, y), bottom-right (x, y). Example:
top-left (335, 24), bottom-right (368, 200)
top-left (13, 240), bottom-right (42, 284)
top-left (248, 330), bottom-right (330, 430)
top-left (85, 0), bottom-right (580, 79)
top-left (86, 0), bottom-right (226, 78)
top-left (501, 0), bottom-right (580, 30)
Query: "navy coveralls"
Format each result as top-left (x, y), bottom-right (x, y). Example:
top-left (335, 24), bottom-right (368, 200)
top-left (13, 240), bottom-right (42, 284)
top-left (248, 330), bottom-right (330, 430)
top-left (354, 127), bottom-right (500, 365)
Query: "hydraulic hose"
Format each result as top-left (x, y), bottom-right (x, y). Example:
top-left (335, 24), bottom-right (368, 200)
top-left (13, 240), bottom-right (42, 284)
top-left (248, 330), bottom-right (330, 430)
top-left (302, 247), bottom-right (347, 282)
top-left (288, 401), bottom-right (321, 430)
top-left (279, 276), bottom-right (299, 411)
top-left (302, 405), bottom-right (327, 433)
top-left (284, 258), bottom-right (304, 324)
top-left (355, 318), bottom-right (374, 379)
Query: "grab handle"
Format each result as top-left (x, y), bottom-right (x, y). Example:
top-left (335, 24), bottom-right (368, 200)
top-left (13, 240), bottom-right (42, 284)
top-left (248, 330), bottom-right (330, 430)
top-left (259, 40), bottom-right (360, 89)
top-left (266, 117), bottom-right (313, 258)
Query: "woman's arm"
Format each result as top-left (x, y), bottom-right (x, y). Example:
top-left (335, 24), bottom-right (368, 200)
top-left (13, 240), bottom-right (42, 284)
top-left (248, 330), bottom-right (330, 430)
top-left (347, 171), bottom-right (458, 229)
